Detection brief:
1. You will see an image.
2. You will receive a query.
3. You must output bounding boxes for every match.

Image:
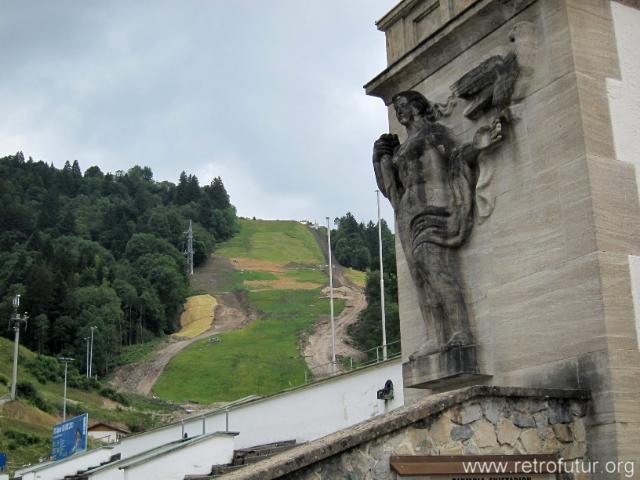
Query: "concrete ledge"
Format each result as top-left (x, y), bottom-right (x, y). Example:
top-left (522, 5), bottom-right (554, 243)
top-left (217, 386), bottom-right (589, 480)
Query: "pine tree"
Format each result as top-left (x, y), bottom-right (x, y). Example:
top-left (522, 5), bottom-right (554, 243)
top-left (71, 160), bottom-right (82, 177)
top-left (205, 176), bottom-right (231, 209)
top-left (175, 171), bottom-right (189, 204)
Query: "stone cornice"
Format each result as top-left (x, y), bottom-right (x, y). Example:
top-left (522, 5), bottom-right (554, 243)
top-left (364, 0), bottom-right (537, 104)
top-left (375, 0), bottom-right (428, 32)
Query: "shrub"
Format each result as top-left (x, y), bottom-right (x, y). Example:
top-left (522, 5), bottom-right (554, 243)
top-left (4, 429), bottom-right (43, 448)
top-left (67, 372), bottom-right (91, 390)
top-left (126, 421), bottom-right (147, 433)
top-left (34, 396), bottom-right (55, 414)
top-left (25, 356), bottom-right (63, 384)
top-left (99, 386), bottom-right (130, 406)
top-left (16, 381), bottom-right (55, 414)
top-left (16, 381), bottom-right (38, 400)
top-left (65, 401), bottom-right (85, 417)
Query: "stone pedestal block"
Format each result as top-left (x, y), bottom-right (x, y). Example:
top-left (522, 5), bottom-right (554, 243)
top-left (402, 345), bottom-right (490, 390)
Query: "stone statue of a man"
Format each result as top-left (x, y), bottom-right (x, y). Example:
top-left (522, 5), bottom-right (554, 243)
top-left (373, 90), bottom-right (502, 358)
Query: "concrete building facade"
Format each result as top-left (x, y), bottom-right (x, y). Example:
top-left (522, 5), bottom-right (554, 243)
top-left (365, 0), bottom-right (640, 473)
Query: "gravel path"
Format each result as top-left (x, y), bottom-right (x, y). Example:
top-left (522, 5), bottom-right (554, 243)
top-left (303, 227), bottom-right (367, 377)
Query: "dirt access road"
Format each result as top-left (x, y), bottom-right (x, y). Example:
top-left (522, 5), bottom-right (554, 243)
top-left (303, 227), bottom-right (367, 377)
top-left (109, 256), bottom-right (255, 396)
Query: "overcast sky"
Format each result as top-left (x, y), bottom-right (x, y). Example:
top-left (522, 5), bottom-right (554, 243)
top-left (1, 0), bottom-right (398, 225)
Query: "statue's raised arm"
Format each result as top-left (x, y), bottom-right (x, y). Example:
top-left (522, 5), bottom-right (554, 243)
top-left (372, 133), bottom-right (401, 208)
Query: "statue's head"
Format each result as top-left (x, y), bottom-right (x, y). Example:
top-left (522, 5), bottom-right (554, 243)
top-left (392, 90), bottom-right (438, 125)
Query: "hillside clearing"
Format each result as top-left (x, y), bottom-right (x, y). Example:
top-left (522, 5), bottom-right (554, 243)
top-left (153, 289), bottom-right (345, 403)
top-left (153, 220), bottom-right (347, 403)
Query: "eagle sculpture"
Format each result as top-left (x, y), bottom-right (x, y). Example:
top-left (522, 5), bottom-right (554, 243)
top-left (450, 51), bottom-right (520, 121)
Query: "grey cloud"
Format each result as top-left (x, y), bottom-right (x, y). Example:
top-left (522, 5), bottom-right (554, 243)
top-left (1, 0), bottom-right (397, 225)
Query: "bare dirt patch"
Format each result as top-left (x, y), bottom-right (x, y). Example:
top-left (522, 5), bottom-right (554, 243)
top-left (190, 255), bottom-right (237, 293)
top-left (303, 286), bottom-right (367, 377)
top-left (231, 257), bottom-right (286, 273)
top-left (211, 289), bottom-right (256, 332)
top-left (233, 257), bottom-right (323, 291)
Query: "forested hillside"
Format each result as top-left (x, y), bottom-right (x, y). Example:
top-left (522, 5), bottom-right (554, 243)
top-left (330, 213), bottom-right (400, 355)
top-left (0, 152), bottom-right (237, 375)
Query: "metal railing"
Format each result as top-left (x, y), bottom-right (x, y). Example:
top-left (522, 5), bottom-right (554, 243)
top-left (304, 340), bottom-right (401, 384)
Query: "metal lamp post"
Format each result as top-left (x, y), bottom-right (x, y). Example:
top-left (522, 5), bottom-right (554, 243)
top-left (88, 326), bottom-right (98, 379)
top-left (326, 217), bottom-right (336, 374)
top-left (84, 337), bottom-right (90, 378)
top-left (58, 357), bottom-right (74, 421)
top-left (9, 295), bottom-right (28, 401)
top-left (376, 190), bottom-right (388, 360)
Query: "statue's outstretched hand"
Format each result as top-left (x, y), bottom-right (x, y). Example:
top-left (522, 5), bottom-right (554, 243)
top-left (373, 133), bottom-right (400, 162)
top-left (472, 118), bottom-right (503, 151)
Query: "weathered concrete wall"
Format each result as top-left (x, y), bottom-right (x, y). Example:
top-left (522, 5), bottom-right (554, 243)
top-left (365, 0), bottom-right (640, 471)
top-left (218, 387), bottom-right (589, 480)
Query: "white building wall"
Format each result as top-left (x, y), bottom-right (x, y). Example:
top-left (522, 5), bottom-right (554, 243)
top-left (90, 466), bottom-right (123, 480)
top-left (608, 2), bottom-right (640, 350)
top-left (117, 425), bottom-right (181, 459)
top-left (204, 359), bottom-right (403, 449)
top-left (15, 447), bottom-right (116, 480)
top-left (121, 436), bottom-right (234, 480)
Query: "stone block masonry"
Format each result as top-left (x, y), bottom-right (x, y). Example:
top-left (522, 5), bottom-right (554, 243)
top-left (365, 0), bottom-right (640, 471)
top-left (216, 386), bottom-right (589, 480)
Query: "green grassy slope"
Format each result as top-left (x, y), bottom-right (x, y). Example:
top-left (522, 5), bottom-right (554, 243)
top-left (0, 337), bottom-right (176, 472)
top-left (154, 290), bottom-right (344, 403)
top-left (216, 219), bottom-right (324, 264)
top-left (153, 219), bottom-right (344, 403)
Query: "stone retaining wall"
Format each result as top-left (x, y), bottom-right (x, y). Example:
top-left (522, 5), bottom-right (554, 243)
top-left (284, 394), bottom-right (588, 479)
top-left (219, 386), bottom-right (589, 480)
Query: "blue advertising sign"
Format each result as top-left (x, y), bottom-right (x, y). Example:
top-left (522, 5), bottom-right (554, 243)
top-left (51, 414), bottom-right (88, 461)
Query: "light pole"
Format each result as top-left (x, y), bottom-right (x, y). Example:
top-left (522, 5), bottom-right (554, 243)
top-left (376, 190), bottom-right (388, 360)
top-left (9, 295), bottom-right (28, 401)
top-left (88, 326), bottom-right (98, 379)
top-left (326, 217), bottom-right (336, 374)
top-left (58, 357), bottom-right (74, 421)
top-left (84, 337), bottom-right (90, 378)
